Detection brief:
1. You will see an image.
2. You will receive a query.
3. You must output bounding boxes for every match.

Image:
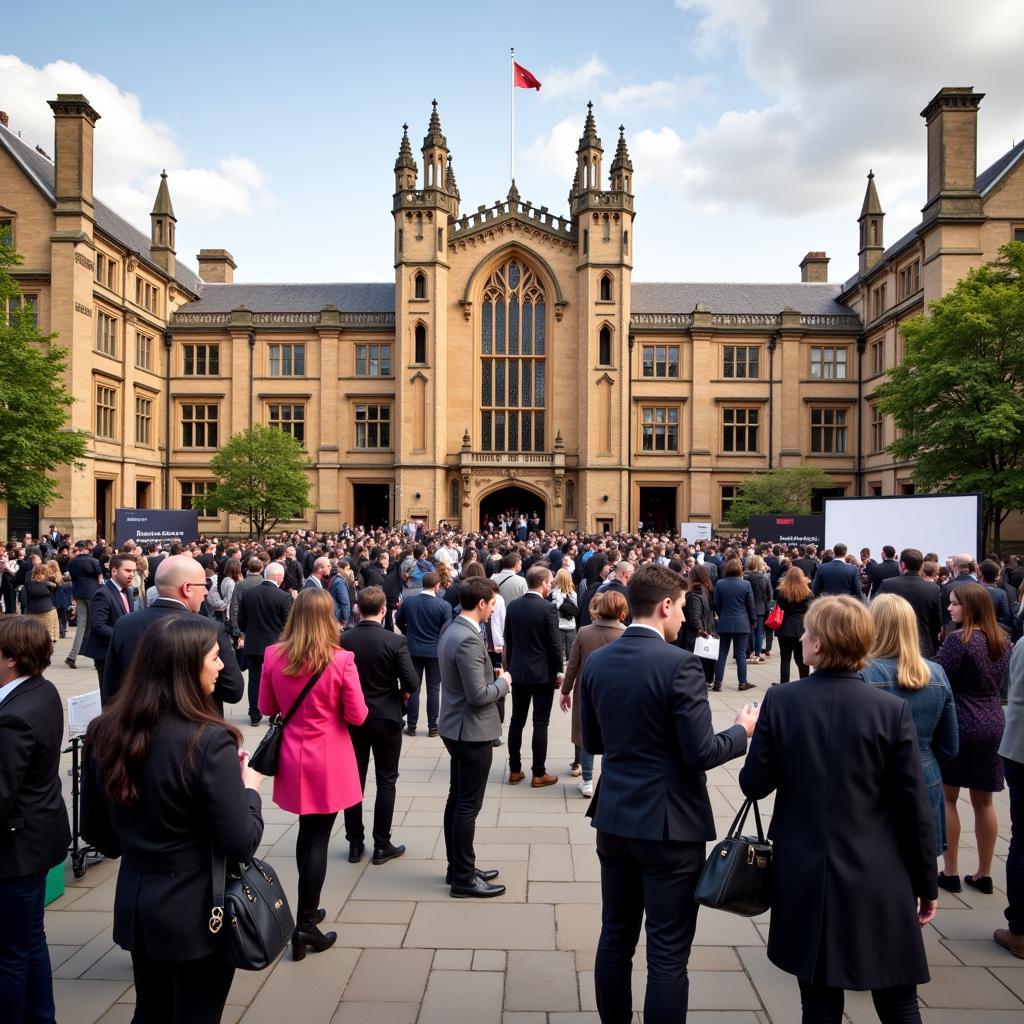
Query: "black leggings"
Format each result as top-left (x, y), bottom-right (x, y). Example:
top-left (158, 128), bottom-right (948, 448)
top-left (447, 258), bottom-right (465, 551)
top-left (295, 812), bottom-right (337, 925)
top-left (798, 980), bottom-right (920, 1023)
top-left (777, 635), bottom-right (809, 683)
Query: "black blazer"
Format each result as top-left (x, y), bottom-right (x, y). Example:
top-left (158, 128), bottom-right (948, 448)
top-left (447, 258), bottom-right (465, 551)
top-left (876, 573), bottom-right (943, 658)
top-left (102, 599), bottom-right (244, 709)
top-left (739, 672), bottom-right (936, 990)
top-left (681, 588), bottom-right (714, 648)
top-left (504, 592), bottom-right (563, 685)
top-left (869, 558), bottom-right (901, 597)
top-left (792, 556), bottom-right (818, 582)
top-left (67, 552), bottom-right (102, 599)
top-left (81, 580), bottom-right (134, 661)
top-left (0, 676), bottom-right (71, 880)
top-left (580, 627), bottom-right (747, 841)
top-left (341, 620), bottom-right (420, 723)
top-left (811, 559), bottom-right (863, 598)
top-left (283, 558), bottom-right (304, 593)
top-left (81, 716), bottom-right (263, 961)
top-left (238, 581), bottom-right (293, 657)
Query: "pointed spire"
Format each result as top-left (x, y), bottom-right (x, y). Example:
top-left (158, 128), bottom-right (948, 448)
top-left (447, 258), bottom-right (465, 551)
top-left (151, 170), bottom-right (175, 218)
top-left (577, 100), bottom-right (602, 153)
top-left (610, 125), bottom-right (633, 173)
top-left (860, 169), bottom-right (883, 217)
top-left (422, 99), bottom-right (447, 150)
top-left (507, 178), bottom-right (520, 204)
top-left (394, 123), bottom-right (417, 172)
top-left (569, 164), bottom-right (580, 203)
top-left (446, 154), bottom-right (460, 198)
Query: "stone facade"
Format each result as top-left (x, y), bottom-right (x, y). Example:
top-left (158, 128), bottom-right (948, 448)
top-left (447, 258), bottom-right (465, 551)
top-left (1, 87), bottom-right (1022, 541)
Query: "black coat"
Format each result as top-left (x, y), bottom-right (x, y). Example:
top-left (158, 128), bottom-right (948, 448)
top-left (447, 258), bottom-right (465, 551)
top-left (869, 558), bottom-right (901, 597)
top-left (504, 592), bottom-right (563, 685)
top-left (81, 716), bottom-right (263, 961)
top-left (102, 599), bottom-right (244, 710)
top-left (81, 580), bottom-right (135, 661)
top-left (0, 676), bottom-right (71, 880)
top-left (739, 672), bottom-right (936, 989)
top-left (579, 578), bottom-right (631, 628)
top-left (876, 574), bottom-right (943, 658)
top-left (792, 556), bottom-right (818, 582)
top-left (939, 573), bottom-right (977, 626)
top-left (774, 593), bottom-right (811, 639)
top-left (581, 627), bottom-right (747, 841)
top-left (67, 552), bottom-right (102, 599)
top-left (282, 558), bottom-right (304, 593)
top-left (341, 620), bottom-right (420, 723)
top-left (238, 580), bottom-right (293, 657)
top-left (681, 588), bottom-right (714, 649)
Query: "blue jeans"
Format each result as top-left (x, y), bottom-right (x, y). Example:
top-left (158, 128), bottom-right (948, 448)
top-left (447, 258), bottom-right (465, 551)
top-left (574, 744), bottom-right (596, 782)
top-left (714, 632), bottom-right (749, 686)
top-left (407, 656), bottom-right (440, 729)
top-left (749, 615), bottom-right (765, 656)
top-left (0, 870), bottom-right (56, 1023)
top-left (1005, 757), bottom-right (1024, 934)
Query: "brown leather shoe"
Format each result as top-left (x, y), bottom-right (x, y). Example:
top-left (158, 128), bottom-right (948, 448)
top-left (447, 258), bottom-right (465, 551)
top-left (994, 928), bottom-right (1024, 959)
top-left (508, 771), bottom-right (526, 785)
top-left (530, 773), bottom-right (558, 788)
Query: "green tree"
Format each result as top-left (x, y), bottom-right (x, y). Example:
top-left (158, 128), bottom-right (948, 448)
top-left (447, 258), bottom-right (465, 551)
top-left (0, 238), bottom-right (88, 510)
top-left (196, 425), bottom-right (313, 537)
top-left (876, 241), bottom-right (1024, 549)
top-left (727, 466), bottom-right (835, 528)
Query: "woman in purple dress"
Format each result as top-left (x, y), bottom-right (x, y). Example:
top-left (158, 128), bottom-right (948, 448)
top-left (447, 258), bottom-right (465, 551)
top-left (935, 582), bottom-right (1011, 895)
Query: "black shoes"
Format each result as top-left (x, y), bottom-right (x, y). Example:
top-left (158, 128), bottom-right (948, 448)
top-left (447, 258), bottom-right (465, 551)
top-left (372, 843), bottom-right (406, 865)
top-left (738, 682), bottom-right (757, 692)
top-left (450, 876), bottom-right (506, 899)
top-left (428, 726), bottom-right (439, 737)
top-left (249, 712), bottom-right (262, 726)
top-left (405, 725), bottom-right (417, 736)
top-left (348, 842), bottom-right (365, 863)
top-left (711, 684), bottom-right (722, 692)
top-left (492, 737), bottom-right (503, 747)
top-left (313, 909), bottom-right (326, 925)
top-left (291, 923), bottom-right (337, 961)
top-left (937, 871), bottom-right (962, 893)
top-left (965, 874), bottom-right (994, 894)
top-left (65, 657), bottom-right (76, 669)
top-left (445, 867), bottom-right (500, 885)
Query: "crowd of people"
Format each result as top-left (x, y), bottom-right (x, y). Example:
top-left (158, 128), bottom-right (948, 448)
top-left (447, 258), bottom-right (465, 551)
top-left (1, 516), bottom-right (1024, 1023)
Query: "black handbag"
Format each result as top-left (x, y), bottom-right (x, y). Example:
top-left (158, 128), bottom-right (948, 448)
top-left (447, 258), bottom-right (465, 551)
top-left (210, 850), bottom-right (294, 970)
top-left (247, 666), bottom-right (326, 776)
top-left (695, 798), bottom-right (772, 917)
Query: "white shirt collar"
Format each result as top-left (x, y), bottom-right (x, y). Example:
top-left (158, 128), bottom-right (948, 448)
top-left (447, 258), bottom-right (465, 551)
top-left (0, 674), bottom-right (30, 704)
top-left (629, 622), bottom-right (665, 640)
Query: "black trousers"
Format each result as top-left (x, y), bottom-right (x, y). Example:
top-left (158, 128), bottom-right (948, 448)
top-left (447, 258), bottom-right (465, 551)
top-left (0, 871), bottom-right (55, 1024)
top-left (295, 812), bottom-right (337, 924)
top-left (441, 736), bottom-right (493, 884)
top-left (406, 656), bottom-right (440, 729)
top-left (798, 980), bottom-right (921, 1023)
top-left (777, 635), bottom-right (809, 683)
top-left (594, 830), bottom-right (705, 1023)
top-left (247, 655), bottom-right (264, 716)
top-left (507, 683), bottom-right (555, 776)
top-left (130, 930), bottom-right (234, 1024)
top-left (344, 717), bottom-right (403, 847)
top-left (1005, 756), bottom-right (1024, 934)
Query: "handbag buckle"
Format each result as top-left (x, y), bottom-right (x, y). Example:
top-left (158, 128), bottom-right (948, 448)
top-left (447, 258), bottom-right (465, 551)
top-left (746, 846), bottom-right (755, 865)
top-left (209, 906), bottom-right (224, 933)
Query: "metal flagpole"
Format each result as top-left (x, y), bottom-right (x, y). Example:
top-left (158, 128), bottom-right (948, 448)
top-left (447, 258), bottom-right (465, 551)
top-left (510, 46), bottom-right (515, 184)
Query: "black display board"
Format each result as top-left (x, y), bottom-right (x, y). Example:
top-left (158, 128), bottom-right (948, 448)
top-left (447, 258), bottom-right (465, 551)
top-left (114, 508), bottom-right (200, 546)
top-left (747, 514), bottom-right (825, 549)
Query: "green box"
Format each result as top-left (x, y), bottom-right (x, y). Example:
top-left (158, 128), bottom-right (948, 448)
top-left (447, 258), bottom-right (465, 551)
top-left (44, 862), bottom-right (65, 905)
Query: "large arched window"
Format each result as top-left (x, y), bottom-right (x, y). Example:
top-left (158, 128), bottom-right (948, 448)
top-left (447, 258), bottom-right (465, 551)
top-left (480, 257), bottom-right (546, 452)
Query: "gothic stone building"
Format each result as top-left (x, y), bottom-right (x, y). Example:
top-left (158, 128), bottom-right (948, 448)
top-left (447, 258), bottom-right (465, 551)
top-left (1, 88), bottom-right (1022, 541)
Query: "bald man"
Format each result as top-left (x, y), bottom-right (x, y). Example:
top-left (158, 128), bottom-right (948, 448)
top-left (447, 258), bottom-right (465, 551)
top-left (100, 555), bottom-right (245, 710)
top-left (238, 563), bottom-right (293, 725)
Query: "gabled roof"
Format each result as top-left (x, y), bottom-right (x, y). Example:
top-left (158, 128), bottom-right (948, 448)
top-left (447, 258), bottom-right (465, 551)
top-left (630, 282), bottom-right (854, 316)
top-left (977, 138), bottom-right (1024, 195)
top-left (178, 282), bottom-right (395, 314)
top-left (0, 121), bottom-right (202, 295)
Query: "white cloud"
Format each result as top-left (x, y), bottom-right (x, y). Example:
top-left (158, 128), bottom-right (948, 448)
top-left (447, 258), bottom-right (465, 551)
top-left (521, 117), bottom-right (581, 183)
top-left (602, 77), bottom-right (707, 114)
top-left (538, 55), bottom-right (608, 100)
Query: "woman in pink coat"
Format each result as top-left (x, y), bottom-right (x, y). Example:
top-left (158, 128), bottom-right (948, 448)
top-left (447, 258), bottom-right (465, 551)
top-left (259, 588), bottom-right (368, 960)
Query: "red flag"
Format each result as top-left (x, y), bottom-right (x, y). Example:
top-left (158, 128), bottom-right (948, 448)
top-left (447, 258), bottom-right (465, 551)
top-left (513, 61), bottom-right (542, 91)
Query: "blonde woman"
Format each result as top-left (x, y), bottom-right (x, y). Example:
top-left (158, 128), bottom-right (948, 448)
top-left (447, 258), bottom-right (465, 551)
top-left (551, 568), bottom-right (579, 667)
top-left (743, 554), bottom-right (773, 663)
top-left (258, 588), bottom-right (368, 959)
top-left (24, 563), bottom-right (59, 641)
top-left (864, 594), bottom-right (959, 851)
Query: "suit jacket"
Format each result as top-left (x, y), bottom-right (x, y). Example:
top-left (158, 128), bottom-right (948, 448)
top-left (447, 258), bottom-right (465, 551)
top-left (877, 573), bottom-right (943, 658)
top-left (438, 614), bottom-right (509, 742)
top-left (504, 591), bottom-right (563, 685)
top-left (580, 626), bottom-right (747, 841)
top-left (811, 559), bottom-right (863, 598)
top-left (238, 580), bottom-right (293, 657)
top-left (396, 590), bottom-right (453, 658)
top-left (228, 572), bottom-right (263, 631)
top-left (67, 552), bottom-right (102, 599)
top-left (739, 672), bottom-right (935, 990)
top-left (0, 676), bottom-right (72, 879)
top-left (102, 599), bottom-right (244, 709)
top-left (81, 716), bottom-right (263, 960)
top-left (713, 576), bottom-right (755, 634)
top-left (869, 558), bottom-right (901, 597)
top-left (282, 558), bottom-right (304, 592)
top-left (579, 578), bottom-right (632, 628)
top-left (984, 584), bottom-right (1013, 631)
top-left (793, 556), bottom-right (818, 581)
top-left (940, 573), bottom-right (977, 625)
top-left (341, 620), bottom-right (420, 723)
top-left (81, 579), bottom-right (134, 661)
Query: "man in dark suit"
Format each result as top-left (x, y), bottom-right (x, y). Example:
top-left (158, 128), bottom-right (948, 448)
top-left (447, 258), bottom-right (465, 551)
top-left (238, 562), bottom-right (293, 725)
top-left (102, 555), bottom-right (244, 710)
top-left (341, 586), bottom-right (420, 865)
top-left (868, 546), bottom-right (901, 597)
top-left (302, 556), bottom-right (330, 591)
top-left (940, 554), bottom-right (977, 627)
top-left (579, 560), bottom-right (634, 628)
top-left (66, 540), bottom-right (102, 668)
top-left (812, 543), bottom-right (863, 598)
top-left (0, 617), bottom-right (72, 1023)
top-left (282, 545), bottom-right (305, 593)
top-left (81, 554), bottom-right (137, 686)
top-left (504, 566), bottom-right (564, 787)
top-left (580, 564), bottom-right (758, 1022)
top-left (396, 571), bottom-right (452, 737)
top-left (979, 559), bottom-right (1014, 631)
top-left (877, 548), bottom-right (944, 657)
top-left (793, 544), bottom-right (819, 582)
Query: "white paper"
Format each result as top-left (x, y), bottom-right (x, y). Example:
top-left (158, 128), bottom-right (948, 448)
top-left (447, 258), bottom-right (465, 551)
top-left (68, 690), bottom-right (102, 738)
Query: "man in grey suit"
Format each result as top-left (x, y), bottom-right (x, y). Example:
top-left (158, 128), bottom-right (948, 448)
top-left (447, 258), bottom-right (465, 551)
top-left (438, 575), bottom-right (511, 898)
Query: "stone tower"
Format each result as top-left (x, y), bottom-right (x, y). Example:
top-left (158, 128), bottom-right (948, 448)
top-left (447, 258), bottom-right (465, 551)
top-left (150, 170), bottom-right (176, 277)
top-left (858, 170), bottom-right (884, 276)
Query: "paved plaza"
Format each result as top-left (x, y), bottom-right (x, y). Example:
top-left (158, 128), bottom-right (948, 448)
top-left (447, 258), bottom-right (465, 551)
top-left (44, 639), bottom-right (1022, 1023)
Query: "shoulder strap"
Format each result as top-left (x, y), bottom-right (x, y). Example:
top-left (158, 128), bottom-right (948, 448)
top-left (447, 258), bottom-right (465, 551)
top-left (281, 664), bottom-right (327, 726)
top-left (210, 848), bottom-right (226, 934)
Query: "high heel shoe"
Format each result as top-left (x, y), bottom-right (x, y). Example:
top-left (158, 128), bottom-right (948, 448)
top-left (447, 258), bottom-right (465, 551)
top-left (291, 923), bottom-right (337, 961)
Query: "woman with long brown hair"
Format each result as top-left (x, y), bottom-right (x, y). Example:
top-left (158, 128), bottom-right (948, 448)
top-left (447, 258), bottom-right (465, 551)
top-left (82, 616), bottom-right (265, 1024)
top-left (258, 587), bottom-right (368, 958)
top-left (935, 582), bottom-right (1012, 895)
top-left (774, 567), bottom-right (813, 683)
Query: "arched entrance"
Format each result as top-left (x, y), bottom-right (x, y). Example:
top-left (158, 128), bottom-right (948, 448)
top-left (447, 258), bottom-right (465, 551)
top-left (478, 484), bottom-right (546, 531)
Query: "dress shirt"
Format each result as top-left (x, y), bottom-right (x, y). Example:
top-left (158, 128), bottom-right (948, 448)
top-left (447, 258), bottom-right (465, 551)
top-left (629, 622), bottom-right (664, 640)
top-left (0, 674), bottom-right (29, 704)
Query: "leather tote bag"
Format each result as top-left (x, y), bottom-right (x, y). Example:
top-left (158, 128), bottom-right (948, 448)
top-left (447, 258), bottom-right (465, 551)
top-left (765, 604), bottom-right (784, 630)
top-left (695, 798), bottom-right (772, 916)
top-left (248, 665), bottom-right (325, 776)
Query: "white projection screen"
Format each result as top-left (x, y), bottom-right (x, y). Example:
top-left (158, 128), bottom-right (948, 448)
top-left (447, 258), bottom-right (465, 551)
top-left (823, 494), bottom-right (982, 564)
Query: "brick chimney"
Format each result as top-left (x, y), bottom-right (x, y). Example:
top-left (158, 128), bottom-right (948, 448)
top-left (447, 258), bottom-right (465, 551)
top-left (197, 249), bottom-right (237, 284)
top-left (47, 94), bottom-right (100, 229)
top-left (920, 86), bottom-right (984, 225)
top-left (800, 251), bottom-right (829, 283)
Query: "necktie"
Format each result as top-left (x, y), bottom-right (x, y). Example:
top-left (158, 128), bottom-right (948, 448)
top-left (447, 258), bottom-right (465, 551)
top-left (120, 588), bottom-right (130, 613)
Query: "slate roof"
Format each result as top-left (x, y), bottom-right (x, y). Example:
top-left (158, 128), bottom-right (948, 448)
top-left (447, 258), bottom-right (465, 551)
top-left (630, 282), bottom-right (854, 316)
top-left (178, 282), bottom-right (396, 313)
top-left (0, 122), bottom-right (203, 295)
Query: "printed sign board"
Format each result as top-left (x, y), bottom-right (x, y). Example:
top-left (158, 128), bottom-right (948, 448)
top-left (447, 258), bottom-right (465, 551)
top-left (114, 508), bottom-right (200, 546)
top-left (679, 521), bottom-right (713, 542)
top-left (748, 514), bottom-right (825, 549)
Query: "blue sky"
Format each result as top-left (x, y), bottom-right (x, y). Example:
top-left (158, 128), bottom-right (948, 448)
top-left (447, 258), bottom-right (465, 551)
top-left (3, 1), bottom-right (1022, 287)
